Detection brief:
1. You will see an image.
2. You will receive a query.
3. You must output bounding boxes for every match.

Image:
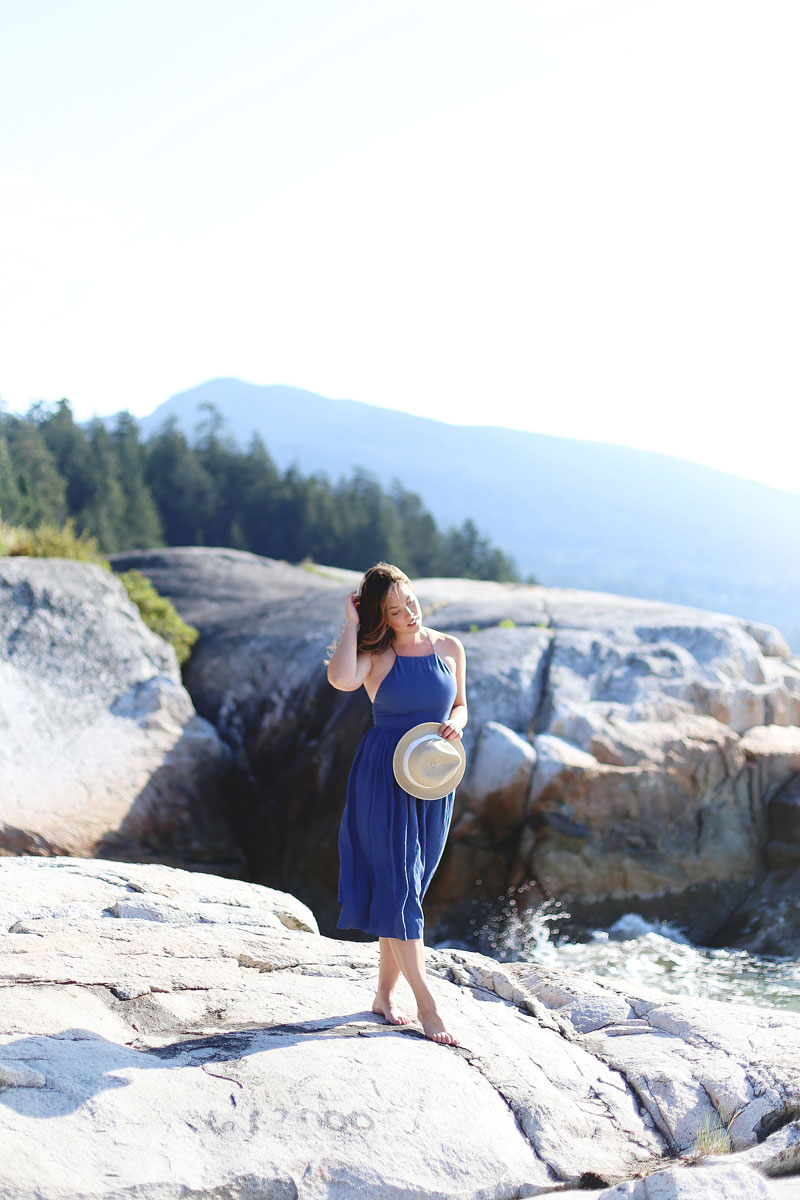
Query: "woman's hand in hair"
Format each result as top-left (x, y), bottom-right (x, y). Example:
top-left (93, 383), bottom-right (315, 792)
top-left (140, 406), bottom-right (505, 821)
top-left (328, 593), bottom-right (370, 691)
top-left (345, 590), bottom-right (360, 625)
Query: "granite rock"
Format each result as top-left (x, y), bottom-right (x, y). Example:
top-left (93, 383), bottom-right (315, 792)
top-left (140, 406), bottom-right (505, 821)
top-left (1, 857), bottom-right (798, 1200)
top-left (0, 558), bottom-right (243, 873)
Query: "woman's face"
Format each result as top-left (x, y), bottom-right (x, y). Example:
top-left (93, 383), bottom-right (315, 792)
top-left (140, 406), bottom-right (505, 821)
top-left (385, 583), bottom-right (422, 635)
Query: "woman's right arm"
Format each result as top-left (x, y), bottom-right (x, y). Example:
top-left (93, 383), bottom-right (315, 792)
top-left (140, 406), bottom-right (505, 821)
top-left (327, 591), bottom-right (372, 692)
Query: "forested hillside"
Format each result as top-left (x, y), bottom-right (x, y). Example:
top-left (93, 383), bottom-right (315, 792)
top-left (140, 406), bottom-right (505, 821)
top-left (0, 400), bottom-right (520, 582)
top-left (140, 379), bottom-right (800, 650)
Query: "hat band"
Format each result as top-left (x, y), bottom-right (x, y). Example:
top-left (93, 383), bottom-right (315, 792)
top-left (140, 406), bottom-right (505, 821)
top-left (402, 734), bottom-right (461, 788)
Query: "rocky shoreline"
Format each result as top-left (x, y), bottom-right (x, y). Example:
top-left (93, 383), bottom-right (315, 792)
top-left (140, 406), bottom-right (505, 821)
top-left (4, 550), bottom-right (800, 957)
top-left (1, 856), bottom-right (799, 1199)
top-left (107, 547), bottom-right (800, 952)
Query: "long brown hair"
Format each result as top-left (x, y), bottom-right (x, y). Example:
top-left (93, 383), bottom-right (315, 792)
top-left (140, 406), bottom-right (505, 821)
top-left (357, 562), bottom-right (411, 655)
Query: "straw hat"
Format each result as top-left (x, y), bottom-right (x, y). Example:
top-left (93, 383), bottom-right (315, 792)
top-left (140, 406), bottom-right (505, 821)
top-left (392, 721), bottom-right (466, 801)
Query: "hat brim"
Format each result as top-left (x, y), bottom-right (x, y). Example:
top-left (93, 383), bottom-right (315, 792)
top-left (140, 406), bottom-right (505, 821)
top-left (392, 721), bottom-right (466, 801)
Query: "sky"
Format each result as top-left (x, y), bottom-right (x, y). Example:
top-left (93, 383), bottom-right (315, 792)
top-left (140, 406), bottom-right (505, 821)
top-left (1, 0), bottom-right (798, 494)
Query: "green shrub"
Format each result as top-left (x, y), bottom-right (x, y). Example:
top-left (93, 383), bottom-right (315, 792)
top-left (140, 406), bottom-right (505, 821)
top-left (0, 519), bottom-right (14, 557)
top-left (497, 618), bottom-right (516, 629)
top-left (117, 569), bottom-right (199, 666)
top-left (1, 516), bottom-right (108, 565)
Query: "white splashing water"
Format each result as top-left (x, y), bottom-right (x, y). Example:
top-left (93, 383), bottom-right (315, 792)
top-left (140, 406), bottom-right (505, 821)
top-left (441, 903), bottom-right (800, 1013)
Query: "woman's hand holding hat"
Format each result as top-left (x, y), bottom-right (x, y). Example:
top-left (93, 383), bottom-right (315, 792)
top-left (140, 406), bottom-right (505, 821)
top-left (393, 722), bottom-right (467, 800)
top-left (438, 718), bottom-right (463, 742)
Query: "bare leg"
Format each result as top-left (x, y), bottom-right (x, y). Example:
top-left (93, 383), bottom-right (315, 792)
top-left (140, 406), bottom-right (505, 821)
top-left (372, 937), bottom-right (412, 1025)
top-left (387, 937), bottom-right (457, 1045)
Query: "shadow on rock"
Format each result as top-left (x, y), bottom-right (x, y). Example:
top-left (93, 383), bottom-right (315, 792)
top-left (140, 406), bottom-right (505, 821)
top-left (0, 1014), bottom-right (404, 1118)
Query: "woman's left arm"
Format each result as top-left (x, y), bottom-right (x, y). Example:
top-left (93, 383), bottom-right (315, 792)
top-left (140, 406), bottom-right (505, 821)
top-left (440, 635), bottom-right (467, 742)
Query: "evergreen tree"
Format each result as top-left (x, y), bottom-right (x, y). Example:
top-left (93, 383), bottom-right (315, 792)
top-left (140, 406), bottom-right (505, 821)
top-left (37, 399), bottom-right (95, 515)
top-left (144, 418), bottom-right (215, 545)
top-left (110, 412), bottom-right (165, 549)
top-left (389, 483), bottom-right (439, 576)
top-left (1, 416), bottom-right (67, 526)
top-left (332, 470), bottom-right (406, 571)
top-left (299, 473), bottom-right (342, 565)
top-left (78, 420), bottom-right (129, 552)
top-left (192, 402), bottom-right (244, 547)
top-left (238, 432), bottom-right (282, 556)
top-left (271, 464), bottom-right (315, 561)
top-left (439, 518), bottom-right (517, 581)
top-left (0, 431), bottom-right (24, 524)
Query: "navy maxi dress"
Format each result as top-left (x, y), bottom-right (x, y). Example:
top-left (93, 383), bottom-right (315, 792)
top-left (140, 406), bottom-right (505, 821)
top-left (337, 646), bottom-right (458, 940)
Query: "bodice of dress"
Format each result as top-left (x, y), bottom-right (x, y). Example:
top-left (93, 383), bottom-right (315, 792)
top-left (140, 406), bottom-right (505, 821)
top-left (371, 651), bottom-right (457, 733)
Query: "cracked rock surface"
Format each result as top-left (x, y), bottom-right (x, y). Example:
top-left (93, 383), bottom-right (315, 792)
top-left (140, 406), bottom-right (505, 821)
top-left (1, 858), bottom-right (799, 1200)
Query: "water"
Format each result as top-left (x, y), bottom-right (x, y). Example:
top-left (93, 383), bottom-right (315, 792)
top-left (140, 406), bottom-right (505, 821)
top-left (444, 902), bottom-right (800, 1014)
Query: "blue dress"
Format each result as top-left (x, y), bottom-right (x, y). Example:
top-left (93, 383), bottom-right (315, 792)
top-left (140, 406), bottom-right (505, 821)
top-left (337, 647), bottom-right (458, 940)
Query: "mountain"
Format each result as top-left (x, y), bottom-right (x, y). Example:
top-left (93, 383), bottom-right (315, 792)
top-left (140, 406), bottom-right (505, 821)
top-left (134, 378), bottom-right (800, 650)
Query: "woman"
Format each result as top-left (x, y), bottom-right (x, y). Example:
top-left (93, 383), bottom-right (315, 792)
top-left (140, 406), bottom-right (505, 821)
top-left (327, 563), bottom-right (467, 1046)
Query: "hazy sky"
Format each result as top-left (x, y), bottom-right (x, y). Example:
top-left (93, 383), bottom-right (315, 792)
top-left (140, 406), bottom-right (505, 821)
top-left (2, 0), bottom-right (798, 493)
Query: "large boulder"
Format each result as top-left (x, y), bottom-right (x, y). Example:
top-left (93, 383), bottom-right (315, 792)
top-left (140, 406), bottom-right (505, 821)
top-left (0, 857), bottom-right (797, 1199)
top-left (0, 558), bottom-right (243, 874)
top-left (108, 549), bottom-right (800, 944)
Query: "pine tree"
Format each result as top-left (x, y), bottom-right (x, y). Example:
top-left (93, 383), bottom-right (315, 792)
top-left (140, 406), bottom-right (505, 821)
top-left (192, 402), bottom-right (243, 547)
top-left (110, 412), bottom-right (164, 549)
top-left (37, 399), bottom-right (95, 515)
top-left (389, 483), bottom-right (439, 576)
top-left (2, 416), bottom-right (67, 526)
top-left (144, 418), bottom-right (215, 545)
top-left (332, 470), bottom-right (406, 571)
top-left (238, 432), bottom-right (281, 557)
top-left (0, 431), bottom-right (24, 524)
top-left (78, 420), bottom-right (129, 551)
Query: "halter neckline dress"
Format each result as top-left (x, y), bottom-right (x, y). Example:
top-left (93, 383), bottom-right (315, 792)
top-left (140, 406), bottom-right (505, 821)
top-left (337, 637), bottom-right (457, 940)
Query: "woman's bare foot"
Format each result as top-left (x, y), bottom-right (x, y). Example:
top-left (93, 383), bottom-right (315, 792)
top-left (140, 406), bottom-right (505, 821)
top-left (418, 1003), bottom-right (458, 1045)
top-left (372, 992), bottom-right (413, 1026)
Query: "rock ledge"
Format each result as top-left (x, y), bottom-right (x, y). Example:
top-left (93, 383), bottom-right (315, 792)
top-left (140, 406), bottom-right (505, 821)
top-left (1, 857), bottom-right (798, 1200)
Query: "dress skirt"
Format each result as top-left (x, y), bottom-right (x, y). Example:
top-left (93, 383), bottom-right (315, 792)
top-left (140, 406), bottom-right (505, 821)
top-left (336, 650), bottom-right (458, 940)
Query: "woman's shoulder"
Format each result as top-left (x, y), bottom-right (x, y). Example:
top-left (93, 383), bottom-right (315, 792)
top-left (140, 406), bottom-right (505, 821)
top-left (426, 628), bottom-right (465, 656)
top-left (372, 643), bottom-right (396, 657)
top-left (364, 645), bottom-right (395, 670)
